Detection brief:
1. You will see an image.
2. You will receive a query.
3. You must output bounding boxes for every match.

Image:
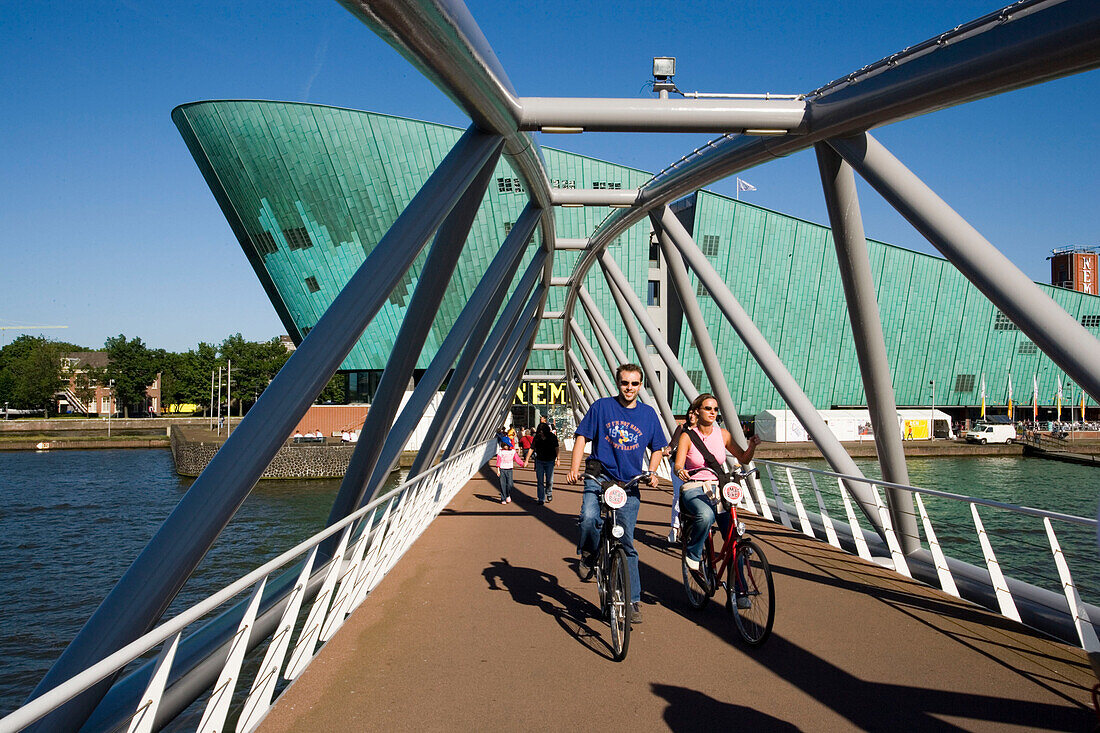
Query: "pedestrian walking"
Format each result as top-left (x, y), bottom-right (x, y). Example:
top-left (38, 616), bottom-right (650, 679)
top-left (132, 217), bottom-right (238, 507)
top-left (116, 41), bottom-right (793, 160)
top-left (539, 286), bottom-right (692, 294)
top-left (531, 422), bottom-right (559, 504)
top-left (495, 442), bottom-right (525, 503)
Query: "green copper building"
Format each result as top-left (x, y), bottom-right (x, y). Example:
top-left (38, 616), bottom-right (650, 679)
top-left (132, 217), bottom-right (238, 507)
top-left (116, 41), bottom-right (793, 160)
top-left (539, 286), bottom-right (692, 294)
top-left (174, 100), bottom-right (1099, 419)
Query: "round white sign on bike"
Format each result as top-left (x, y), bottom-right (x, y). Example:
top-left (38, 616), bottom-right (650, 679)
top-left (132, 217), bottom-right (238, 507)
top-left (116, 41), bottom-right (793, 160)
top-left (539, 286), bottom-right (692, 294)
top-left (604, 485), bottom-right (628, 509)
top-left (722, 481), bottom-right (742, 504)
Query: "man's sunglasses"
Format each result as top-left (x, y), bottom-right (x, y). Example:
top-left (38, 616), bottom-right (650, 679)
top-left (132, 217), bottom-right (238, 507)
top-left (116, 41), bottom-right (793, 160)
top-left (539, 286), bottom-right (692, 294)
top-left (619, 380), bottom-right (641, 387)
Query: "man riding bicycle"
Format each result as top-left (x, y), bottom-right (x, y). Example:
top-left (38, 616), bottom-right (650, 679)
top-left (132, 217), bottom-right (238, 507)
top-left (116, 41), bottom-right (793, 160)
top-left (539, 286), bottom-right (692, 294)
top-left (673, 394), bottom-right (760, 588)
top-left (567, 363), bottom-right (667, 622)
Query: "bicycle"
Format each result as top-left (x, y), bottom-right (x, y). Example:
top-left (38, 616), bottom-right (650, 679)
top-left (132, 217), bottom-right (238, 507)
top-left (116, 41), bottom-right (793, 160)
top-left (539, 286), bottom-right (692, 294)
top-left (581, 469), bottom-right (651, 661)
top-left (679, 466), bottom-right (775, 646)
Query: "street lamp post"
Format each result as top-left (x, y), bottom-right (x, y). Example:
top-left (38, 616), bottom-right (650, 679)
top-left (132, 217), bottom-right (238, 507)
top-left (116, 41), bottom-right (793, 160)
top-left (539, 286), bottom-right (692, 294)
top-left (929, 379), bottom-right (935, 442)
top-left (107, 379), bottom-right (114, 438)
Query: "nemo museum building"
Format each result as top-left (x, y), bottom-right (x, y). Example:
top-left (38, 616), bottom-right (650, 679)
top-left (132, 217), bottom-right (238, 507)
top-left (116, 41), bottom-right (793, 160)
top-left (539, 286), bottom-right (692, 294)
top-left (174, 101), bottom-right (1100, 427)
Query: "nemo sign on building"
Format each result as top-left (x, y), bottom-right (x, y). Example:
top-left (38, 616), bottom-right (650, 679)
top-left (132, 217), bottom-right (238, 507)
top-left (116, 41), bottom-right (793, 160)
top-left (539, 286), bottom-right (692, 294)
top-left (514, 381), bottom-right (573, 406)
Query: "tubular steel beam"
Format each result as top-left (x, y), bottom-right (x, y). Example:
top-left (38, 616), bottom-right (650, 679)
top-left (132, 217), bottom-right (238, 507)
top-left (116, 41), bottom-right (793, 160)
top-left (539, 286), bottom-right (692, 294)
top-left (325, 143), bottom-right (503, 532)
top-left (351, 203), bottom-right (540, 512)
top-left (554, 238), bottom-right (590, 250)
top-left (598, 247), bottom-right (699, 408)
top-left (569, 323), bottom-right (615, 398)
top-left (598, 254), bottom-right (676, 434)
top-left (429, 254), bottom-right (545, 463)
top-left (519, 96), bottom-right (808, 133)
top-left (27, 127), bottom-right (504, 730)
top-left (829, 132), bottom-right (1100, 404)
top-left (651, 210), bottom-right (748, 446)
top-left (815, 142), bottom-right (919, 553)
top-left (551, 189), bottom-right (639, 207)
top-left (577, 287), bottom-right (661, 409)
top-left (657, 206), bottom-right (886, 538)
top-left (444, 288), bottom-right (543, 457)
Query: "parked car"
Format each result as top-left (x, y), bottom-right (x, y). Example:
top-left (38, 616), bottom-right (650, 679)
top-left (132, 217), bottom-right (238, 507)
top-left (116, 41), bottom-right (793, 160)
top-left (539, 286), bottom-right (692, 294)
top-left (965, 423), bottom-right (1017, 444)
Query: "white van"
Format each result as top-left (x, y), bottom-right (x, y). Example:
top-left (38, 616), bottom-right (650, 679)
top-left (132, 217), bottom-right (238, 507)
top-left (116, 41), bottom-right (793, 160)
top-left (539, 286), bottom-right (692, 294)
top-left (965, 423), bottom-right (1017, 444)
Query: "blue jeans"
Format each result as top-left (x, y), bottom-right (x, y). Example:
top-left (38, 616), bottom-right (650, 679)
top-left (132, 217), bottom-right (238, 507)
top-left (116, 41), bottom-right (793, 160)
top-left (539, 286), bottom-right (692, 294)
top-left (680, 486), bottom-right (731, 563)
top-left (498, 468), bottom-right (514, 501)
top-left (578, 476), bottom-right (642, 603)
top-left (670, 474), bottom-right (683, 529)
top-left (534, 459), bottom-right (555, 501)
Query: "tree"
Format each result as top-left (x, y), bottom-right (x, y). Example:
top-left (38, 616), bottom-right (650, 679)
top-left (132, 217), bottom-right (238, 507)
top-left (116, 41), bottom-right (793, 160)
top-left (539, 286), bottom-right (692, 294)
top-left (104, 334), bottom-right (157, 417)
top-left (157, 345), bottom-right (216, 413)
top-left (217, 334), bottom-right (290, 413)
top-left (0, 335), bottom-right (66, 415)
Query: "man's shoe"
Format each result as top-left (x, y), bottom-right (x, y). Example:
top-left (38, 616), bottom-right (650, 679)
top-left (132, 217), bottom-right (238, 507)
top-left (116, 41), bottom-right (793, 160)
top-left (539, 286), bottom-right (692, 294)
top-left (630, 602), bottom-right (642, 623)
top-left (576, 558), bottom-right (593, 582)
top-left (736, 595), bottom-right (752, 609)
top-left (685, 556), bottom-right (700, 572)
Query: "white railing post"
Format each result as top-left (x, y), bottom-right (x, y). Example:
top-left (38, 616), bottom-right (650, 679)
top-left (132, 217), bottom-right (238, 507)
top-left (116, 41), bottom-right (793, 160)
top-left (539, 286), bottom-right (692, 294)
top-left (126, 633), bottom-right (180, 733)
top-left (971, 503), bottom-right (1021, 622)
top-left (238, 549), bottom-right (317, 733)
top-left (1043, 517), bottom-right (1100, 652)
top-left (785, 467), bottom-right (815, 538)
top-left (285, 526), bottom-right (352, 679)
top-left (914, 494), bottom-right (959, 597)
top-left (871, 485), bottom-right (911, 577)
top-left (199, 579), bottom-right (266, 733)
top-left (809, 473), bottom-right (841, 550)
top-left (764, 464), bottom-right (793, 529)
top-left (838, 478), bottom-right (873, 561)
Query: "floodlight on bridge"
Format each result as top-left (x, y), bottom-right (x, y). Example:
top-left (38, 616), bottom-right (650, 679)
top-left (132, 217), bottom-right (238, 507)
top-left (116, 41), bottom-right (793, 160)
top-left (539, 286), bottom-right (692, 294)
top-left (653, 56), bottom-right (676, 93)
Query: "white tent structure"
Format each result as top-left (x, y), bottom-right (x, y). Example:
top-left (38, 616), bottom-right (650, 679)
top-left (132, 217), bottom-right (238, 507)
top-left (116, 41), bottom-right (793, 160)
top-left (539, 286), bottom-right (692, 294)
top-left (755, 408), bottom-right (953, 442)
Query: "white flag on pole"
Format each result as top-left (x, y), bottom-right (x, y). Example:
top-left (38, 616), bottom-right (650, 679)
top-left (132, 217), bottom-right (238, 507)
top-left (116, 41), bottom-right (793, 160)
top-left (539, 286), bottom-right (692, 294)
top-left (736, 178), bottom-right (757, 192)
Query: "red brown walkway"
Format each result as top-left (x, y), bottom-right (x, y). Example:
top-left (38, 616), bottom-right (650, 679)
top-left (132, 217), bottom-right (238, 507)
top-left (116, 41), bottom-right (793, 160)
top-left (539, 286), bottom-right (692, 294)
top-left (259, 465), bottom-right (1096, 731)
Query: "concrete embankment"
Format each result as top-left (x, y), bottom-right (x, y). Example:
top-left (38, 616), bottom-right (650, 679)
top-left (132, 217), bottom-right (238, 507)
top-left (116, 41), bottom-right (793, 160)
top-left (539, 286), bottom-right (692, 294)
top-left (0, 417), bottom-right (205, 451)
top-left (169, 426), bottom-right (421, 479)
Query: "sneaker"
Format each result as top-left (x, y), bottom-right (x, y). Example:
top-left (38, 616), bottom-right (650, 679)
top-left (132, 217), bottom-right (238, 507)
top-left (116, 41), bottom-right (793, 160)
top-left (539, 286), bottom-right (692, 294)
top-left (736, 595), bottom-right (752, 609)
top-left (500, 498), bottom-right (507, 504)
top-left (630, 602), bottom-right (642, 623)
top-left (667, 527), bottom-right (679, 544)
top-left (576, 557), bottom-right (594, 582)
top-left (506, 497), bottom-right (511, 503)
top-left (547, 493), bottom-right (553, 502)
top-left (685, 556), bottom-right (700, 572)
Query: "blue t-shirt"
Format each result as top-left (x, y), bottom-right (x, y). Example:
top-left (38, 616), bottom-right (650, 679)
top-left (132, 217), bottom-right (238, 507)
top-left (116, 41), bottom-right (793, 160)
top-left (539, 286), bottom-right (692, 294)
top-left (575, 397), bottom-right (668, 483)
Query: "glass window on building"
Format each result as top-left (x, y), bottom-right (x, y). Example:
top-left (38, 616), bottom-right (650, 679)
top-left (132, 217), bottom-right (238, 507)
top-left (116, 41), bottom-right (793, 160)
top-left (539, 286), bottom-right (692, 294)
top-left (647, 280), bottom-right (660, 306)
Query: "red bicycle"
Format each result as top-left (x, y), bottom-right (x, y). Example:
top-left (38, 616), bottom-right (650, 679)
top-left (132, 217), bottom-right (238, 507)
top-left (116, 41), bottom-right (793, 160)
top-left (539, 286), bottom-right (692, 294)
top-left (680, 467), bottom-right (775, 645)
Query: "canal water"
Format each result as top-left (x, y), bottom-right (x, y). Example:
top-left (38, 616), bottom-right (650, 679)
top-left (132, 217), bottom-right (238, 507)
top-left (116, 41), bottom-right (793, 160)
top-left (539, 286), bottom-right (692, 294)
top-left (0, 448), bottom-right (1096, 716)
top-left (0, 448), bottom-right (404, 717)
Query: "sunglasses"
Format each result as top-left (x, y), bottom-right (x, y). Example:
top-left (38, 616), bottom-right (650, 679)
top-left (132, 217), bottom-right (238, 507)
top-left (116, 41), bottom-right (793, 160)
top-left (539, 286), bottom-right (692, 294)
top-left (700, 405), bottom-right (719, 412)
top-left (619, 380), bottom-right (641, 387)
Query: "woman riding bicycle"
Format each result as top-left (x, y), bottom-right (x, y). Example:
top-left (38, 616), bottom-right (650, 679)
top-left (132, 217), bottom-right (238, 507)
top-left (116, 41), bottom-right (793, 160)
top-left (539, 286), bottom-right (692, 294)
top-left (673, 393), bottom-right (760, 574)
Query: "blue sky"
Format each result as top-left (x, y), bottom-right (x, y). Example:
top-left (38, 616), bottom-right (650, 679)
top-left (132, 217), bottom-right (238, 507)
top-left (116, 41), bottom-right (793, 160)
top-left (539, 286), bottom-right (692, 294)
top-left (2, 0), bottom-right (1096, 351)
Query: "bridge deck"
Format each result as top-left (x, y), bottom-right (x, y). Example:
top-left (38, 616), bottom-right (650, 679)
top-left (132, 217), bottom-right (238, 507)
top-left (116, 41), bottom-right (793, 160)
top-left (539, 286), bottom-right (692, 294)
top-left (259, 466), bottom-right (1095, 731)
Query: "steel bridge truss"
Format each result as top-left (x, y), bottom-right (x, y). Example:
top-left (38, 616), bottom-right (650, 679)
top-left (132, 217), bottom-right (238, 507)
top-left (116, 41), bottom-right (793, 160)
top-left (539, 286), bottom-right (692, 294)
top-left (20, 0), bottom-right (1100, 730)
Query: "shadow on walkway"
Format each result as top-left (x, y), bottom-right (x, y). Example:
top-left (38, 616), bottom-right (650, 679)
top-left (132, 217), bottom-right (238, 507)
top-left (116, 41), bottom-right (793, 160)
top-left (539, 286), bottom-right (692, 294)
top-left (482, 557), bottom-right (617, 661)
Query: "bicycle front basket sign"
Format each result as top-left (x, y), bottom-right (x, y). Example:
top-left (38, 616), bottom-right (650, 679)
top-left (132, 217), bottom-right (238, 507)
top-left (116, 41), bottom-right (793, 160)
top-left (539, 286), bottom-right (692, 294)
top-left (721, 481), bottom-right (742, 504)
top-left (604, 485), bottom-right (628, 509)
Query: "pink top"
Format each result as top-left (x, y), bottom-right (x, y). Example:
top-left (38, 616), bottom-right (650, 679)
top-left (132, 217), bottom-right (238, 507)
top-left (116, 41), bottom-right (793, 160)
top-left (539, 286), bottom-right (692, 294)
top-left (495, 447), bottom-right (525, 470)
top-left (684, 426), bottom-right (727, 481)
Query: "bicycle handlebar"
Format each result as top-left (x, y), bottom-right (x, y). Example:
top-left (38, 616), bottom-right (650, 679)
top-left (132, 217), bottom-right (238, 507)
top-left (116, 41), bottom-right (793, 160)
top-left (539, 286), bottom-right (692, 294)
top-left (581, 471), bottom-right (653, 490)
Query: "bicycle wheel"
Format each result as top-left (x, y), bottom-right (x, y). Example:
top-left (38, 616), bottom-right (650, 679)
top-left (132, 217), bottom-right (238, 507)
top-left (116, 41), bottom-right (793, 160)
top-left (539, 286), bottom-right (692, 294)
top-left (595, 541), bottom-right (609, 617)
top-left (729, 540), bottom-right (775, 646)
top-left (681, 533), bottom-right (711, 610)
top-left (608, 546), bottom-right (632, 661)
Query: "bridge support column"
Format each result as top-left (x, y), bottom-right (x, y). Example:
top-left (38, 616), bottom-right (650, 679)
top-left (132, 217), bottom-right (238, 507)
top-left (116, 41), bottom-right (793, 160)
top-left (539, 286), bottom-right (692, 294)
top-left (578, 287), bottom-right (660, 411)
top-left (651, 212), bottom-right (752, 447)
top-left (829, 132), bottom-right (1100, 405)
top-left (816, 142), bottom-right (919, 554)
top-left (656, 205), bottom-right (886, 538)
top-left (567, 349), bottom-right (600, 408)
top-left (598, 255), bottom-right (676, 436)
top-left (468, 298), bottom-right (543, 444)
top-left (569, 322), bottom-right (616, 398)
top-left (445, 288), bottom-right (543, 456)
top-left (326, 142), bottom-right (504, 529)
top-left (350, 204), bottom-right (540, 512)
top-left (27, 126), bottom-right (506, 731)
top-left (599, 246), bottom-right (700, 409)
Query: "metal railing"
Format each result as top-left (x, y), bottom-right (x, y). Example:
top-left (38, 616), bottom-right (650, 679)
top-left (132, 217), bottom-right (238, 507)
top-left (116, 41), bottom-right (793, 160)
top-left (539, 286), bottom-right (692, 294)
top-left (0, 441), bottom-right (496, 733)
top-left (747, 458), bottom-right (1100, 652)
